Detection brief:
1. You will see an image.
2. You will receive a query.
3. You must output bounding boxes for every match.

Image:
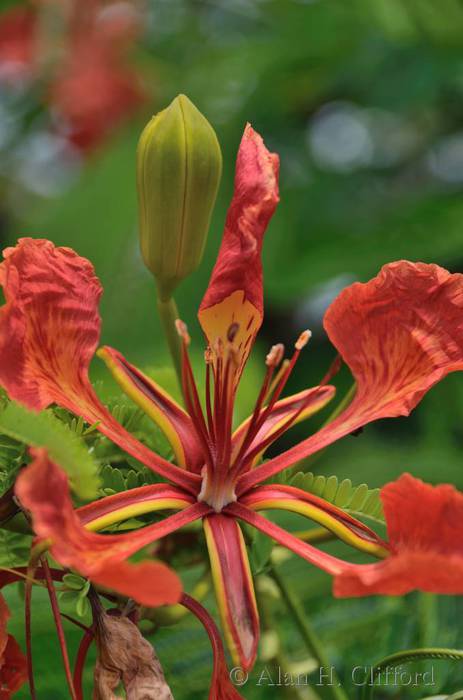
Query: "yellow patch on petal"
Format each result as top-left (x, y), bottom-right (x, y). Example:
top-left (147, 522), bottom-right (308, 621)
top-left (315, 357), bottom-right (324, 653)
top-left (84, 498), bottom-right (192, 532)
top-left (198, 290), bottom-right (261, 382)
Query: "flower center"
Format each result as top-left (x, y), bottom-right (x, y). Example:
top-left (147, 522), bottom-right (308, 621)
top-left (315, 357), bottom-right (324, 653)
top-left (175, 319), bottom-right (314, 512)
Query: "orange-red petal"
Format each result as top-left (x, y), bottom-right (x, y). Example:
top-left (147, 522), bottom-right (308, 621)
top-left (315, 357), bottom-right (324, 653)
top-left (0, 595), bottom-right (27, 699)
top-left (0, 238), bottom-right (199, 492)
top-left (14, 449), bottom-right (210, 606)
top-left (334, 474), bottom-right (463, 596)
top-left (198, 125), bottom-right (279, 381)
top-left (203, 514), bottom-right (259, 671)
top-left (240, 261), bottom-right (463, 491)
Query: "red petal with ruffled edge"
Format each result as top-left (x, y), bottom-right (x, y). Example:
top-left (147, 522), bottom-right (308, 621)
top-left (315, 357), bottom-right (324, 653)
top-left (0, 238), bottom-right (199, 493)
top-left (239, 261), bottom-right (463, 492)
top-left (181, 594), bottom-right (245, 700)
top-left (198, 125), bottom-right (279, 382)
top-left (0, 595), bottom-right (27, 698)
top-left (334, 473), bottom-right (463, 596)
top-left (203, 514), bottom-right (259, 671)
top-left (14, 449), bottom-right (210, 606)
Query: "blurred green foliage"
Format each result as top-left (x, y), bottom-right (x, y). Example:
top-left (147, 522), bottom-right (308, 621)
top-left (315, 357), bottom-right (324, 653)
top-left (2, 0), bottom-right (463, 697)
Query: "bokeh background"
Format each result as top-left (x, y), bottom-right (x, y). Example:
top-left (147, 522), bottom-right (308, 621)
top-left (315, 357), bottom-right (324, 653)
top-left (1, 0), bottom-right (463, 697)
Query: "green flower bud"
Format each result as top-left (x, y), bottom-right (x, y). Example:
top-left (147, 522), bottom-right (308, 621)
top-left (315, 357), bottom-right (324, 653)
top-left (137, 94), bottom-right (222, 300)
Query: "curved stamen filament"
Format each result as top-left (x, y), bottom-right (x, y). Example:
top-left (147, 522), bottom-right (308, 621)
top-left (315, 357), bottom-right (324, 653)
top-left (231, 330), bottom-right (311, 477)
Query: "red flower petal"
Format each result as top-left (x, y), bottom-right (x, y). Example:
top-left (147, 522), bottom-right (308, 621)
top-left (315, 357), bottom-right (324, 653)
top-left (0, 595), bottom-right (27, 698)
top-left (239, 261), bottom-right (463, 491)
top-left (181, 594), bottom-right (245, 700)
top-left (334, 474), bottom-right (463, 596)
top-left (50, 39), bottom-right (144, 152)
top-left (0, 238), bottom-right (199, 492)
top-left (14, 448), bottom-right (210, 606)
top-left (0, 6), bottom-right (36, 84)
top-left (203, 514), bottom-right (259, 671)
top-left (198, 125), bottom-right (279, 382)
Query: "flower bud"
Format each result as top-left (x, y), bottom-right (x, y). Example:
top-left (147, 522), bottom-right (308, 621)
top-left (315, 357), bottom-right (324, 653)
top-left (137, 94), bottom-right (222, 300)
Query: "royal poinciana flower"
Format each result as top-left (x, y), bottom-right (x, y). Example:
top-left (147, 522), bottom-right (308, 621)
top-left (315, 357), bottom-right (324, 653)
top-left (2, 126), bottom-right (463, 672)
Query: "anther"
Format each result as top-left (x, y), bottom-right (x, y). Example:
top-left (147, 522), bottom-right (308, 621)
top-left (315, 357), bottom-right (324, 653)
top-left (175, 319), bottom-right (191, 345)
top-left (295, 329), bottom-right (312, 350)
top-left (227, 322), bottom-right (240, 343)
top-left (266, 343), bottom-right (285, 367)
top-left (204, 346), bottom-right (214, 364)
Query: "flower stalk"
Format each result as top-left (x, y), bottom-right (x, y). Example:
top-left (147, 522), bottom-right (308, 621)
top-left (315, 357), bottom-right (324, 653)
top-left (157, 295), bottom-right (183, 387)
top-left (270, 563), bottom-right (348, 700)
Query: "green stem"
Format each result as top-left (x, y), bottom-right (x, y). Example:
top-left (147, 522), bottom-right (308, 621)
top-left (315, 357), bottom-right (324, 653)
top-left (417, 593), bottom-right (437, 648)
top-left (157, 296), bottom-right (183, 388)
top-left (256, 581), bottom-right (315, 700)
top-left (361, 648), bottom-right (463, 700)
top-left (270, 564), bottom-right (348, 700)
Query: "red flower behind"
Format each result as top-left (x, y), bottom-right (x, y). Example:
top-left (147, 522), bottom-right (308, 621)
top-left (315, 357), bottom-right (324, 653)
top-left (335, 474), bottom-right (463, 596)
top-left (0, 1), bottom-right (145, 151)
top-left (0, 595), bottom-right (27, 699)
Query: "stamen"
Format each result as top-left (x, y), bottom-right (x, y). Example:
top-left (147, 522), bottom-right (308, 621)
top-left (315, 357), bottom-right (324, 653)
top-left (266, 343), bottom-right (285, 367)
top-left (320, 353), bottom-right (342, 386)
top-left (175, 319), bottom-right (191, 345)
top-left (175, 319), bottom-right (214, 472)
top-left (295, 329), bottom-right (312, 350)
top-left (231, 328), bottom-right (312, 477)
top-left (266, 358), bottom-right (289, 399)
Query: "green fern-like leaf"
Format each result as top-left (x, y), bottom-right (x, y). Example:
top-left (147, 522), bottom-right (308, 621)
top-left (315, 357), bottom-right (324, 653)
top-left (99, 463), bottom-right (158, 496)
top-left (290, 471), bottom-right (384, 523)
top-left (0, 401), bottom-right (100, 499)
top-left (0, 435), bottom-right (26, 495)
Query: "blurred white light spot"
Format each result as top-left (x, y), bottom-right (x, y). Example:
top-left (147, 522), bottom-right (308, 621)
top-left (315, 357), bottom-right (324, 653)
top-left (367, 108), bottom-right (420, 167)
top-left (14, 132), bottom-right (81, 197)
top-left (307, 102), bottom-right (374, 173)
top-left (426, 133), bottom-right (463, 184)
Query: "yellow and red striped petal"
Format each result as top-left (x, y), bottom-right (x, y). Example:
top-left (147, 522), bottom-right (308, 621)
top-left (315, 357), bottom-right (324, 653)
top-left (181, 594), bottom-right (245, 700)
top-left (15, 449), bottom-right (210, 606)
top-left (232, 385), bottom-right (335, 467)
top-left (203, 514), bottom-right (259, 671)
top-left (198, 125), bottom-right (279, 381)
top-left (98, 346), bottom-right (204, 471)
top-left (241, 484), bottom-right (388, 558)
top-left (334, 474), bottom-right (463, 596)
top-left (239, 261), bottom-right (463, 491)
top-left (0, 238), bottom-right (199, 492)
